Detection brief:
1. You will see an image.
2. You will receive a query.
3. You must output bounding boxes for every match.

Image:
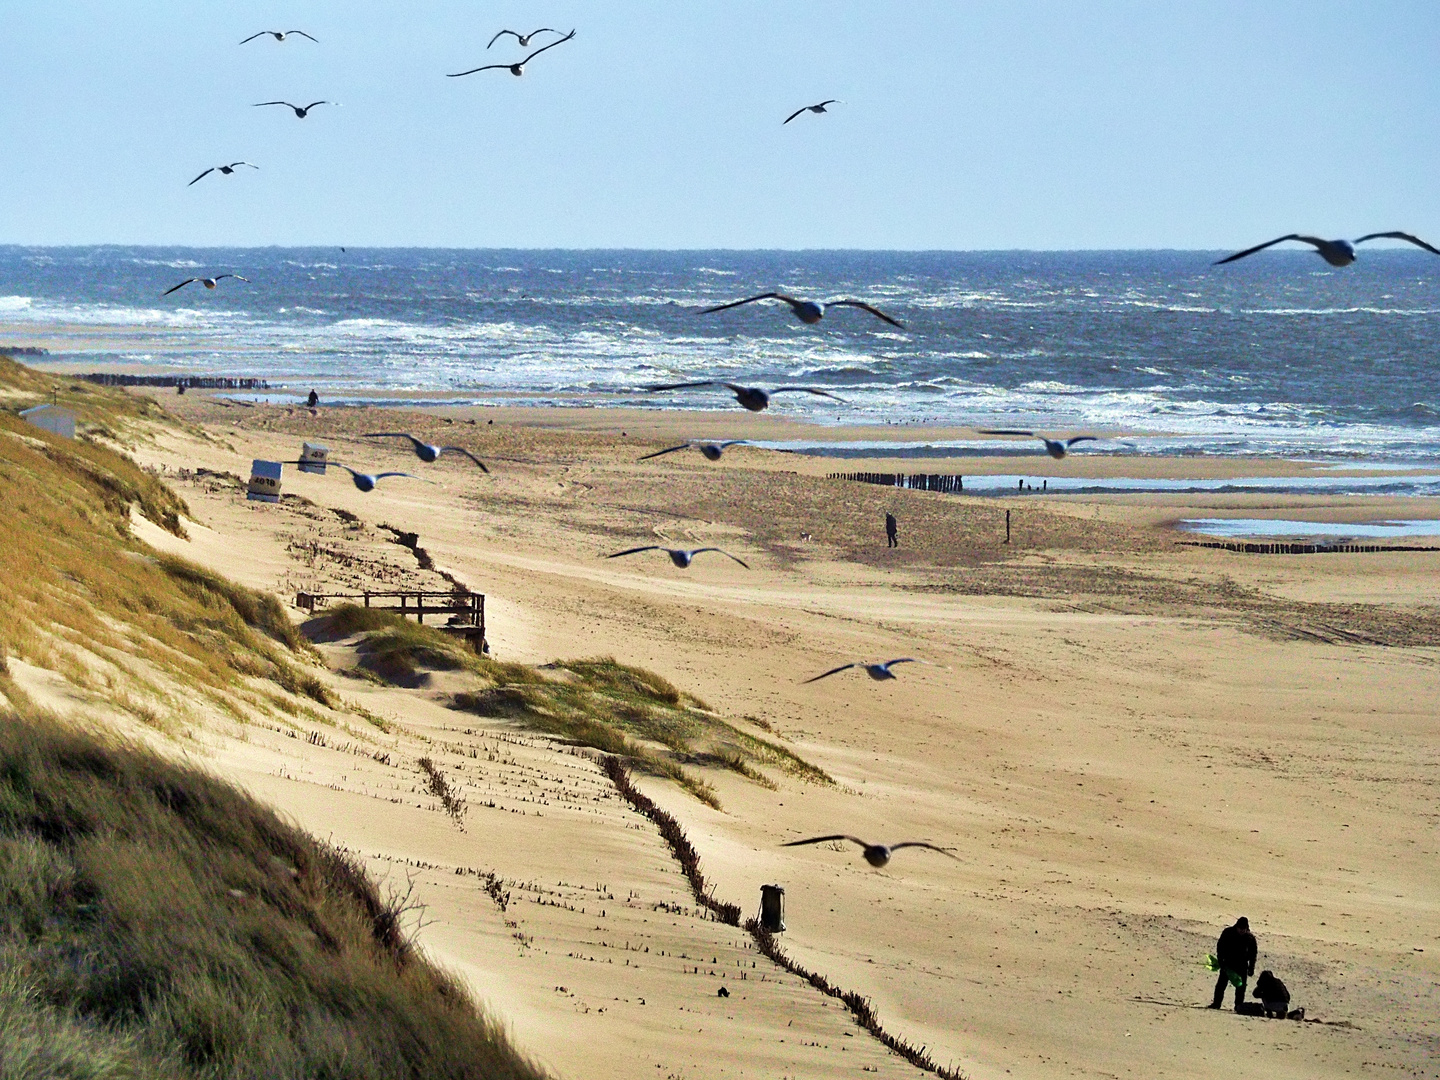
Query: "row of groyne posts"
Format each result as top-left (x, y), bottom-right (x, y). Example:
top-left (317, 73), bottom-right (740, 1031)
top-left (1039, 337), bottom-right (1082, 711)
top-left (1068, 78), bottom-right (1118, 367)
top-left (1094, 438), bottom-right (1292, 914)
top-left (828, 471), bottom-right (966, 494)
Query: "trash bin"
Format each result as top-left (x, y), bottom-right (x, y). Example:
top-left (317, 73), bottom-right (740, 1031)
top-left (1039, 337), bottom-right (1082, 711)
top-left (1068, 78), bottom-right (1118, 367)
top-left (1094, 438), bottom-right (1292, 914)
top-left (760, 884), bottom-right (785, 932)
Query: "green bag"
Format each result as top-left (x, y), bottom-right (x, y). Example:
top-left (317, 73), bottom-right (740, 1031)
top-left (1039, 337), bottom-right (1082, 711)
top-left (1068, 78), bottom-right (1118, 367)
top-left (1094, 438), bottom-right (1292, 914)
top-left (1205, 954), bottom-right (1244, 988)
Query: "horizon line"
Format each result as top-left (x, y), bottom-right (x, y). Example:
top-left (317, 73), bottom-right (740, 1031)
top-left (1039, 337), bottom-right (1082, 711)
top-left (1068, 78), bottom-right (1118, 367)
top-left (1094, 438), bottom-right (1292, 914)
top-left (2, 242), bottom-right (1433, 255)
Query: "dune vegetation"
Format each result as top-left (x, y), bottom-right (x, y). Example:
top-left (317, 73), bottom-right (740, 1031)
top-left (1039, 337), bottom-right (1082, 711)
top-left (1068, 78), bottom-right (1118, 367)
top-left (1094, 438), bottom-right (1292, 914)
top-left (306, 604), bottom-right (830, 808)
top-left (0, 358), bottom-right (548, 1076)
top-left (0, 359), bottom-right (335, 729)
top-left (0, 710), bottom-right (547, 1080)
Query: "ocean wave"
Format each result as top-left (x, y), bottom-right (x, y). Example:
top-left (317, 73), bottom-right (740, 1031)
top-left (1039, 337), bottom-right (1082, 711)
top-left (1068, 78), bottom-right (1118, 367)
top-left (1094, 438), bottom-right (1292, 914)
top-left (0, 296), bottom-right (33, 312)
top-left (1242, 306), bottom-right (1440, 316)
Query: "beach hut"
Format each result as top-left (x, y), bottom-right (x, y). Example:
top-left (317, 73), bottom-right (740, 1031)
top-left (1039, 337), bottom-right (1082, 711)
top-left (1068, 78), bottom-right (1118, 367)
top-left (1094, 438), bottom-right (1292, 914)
top-left (19, 404), bottom-right (75, 439)
top-left (759, 884), bottom-right (785, 932)
top-left (247, 460), bottom-right (283, 503)
top-left (298, 442), bottom-right (329, 474)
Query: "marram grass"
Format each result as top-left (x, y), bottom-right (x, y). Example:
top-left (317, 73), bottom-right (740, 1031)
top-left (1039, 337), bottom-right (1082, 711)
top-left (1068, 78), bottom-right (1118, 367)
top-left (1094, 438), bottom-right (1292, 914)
top-left (0, 710), bottom-right (547, 1080)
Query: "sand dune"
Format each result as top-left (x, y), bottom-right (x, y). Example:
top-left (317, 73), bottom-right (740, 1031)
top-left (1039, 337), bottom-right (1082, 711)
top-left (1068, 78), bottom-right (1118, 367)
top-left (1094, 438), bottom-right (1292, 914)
top-left (106, 395), bottom-right (1440, 1080)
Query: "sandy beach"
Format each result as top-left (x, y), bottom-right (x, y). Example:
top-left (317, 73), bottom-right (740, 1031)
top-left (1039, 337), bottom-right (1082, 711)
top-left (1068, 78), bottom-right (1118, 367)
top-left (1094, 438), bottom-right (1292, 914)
top-left (7, 388), bottom-right (1425, 1079)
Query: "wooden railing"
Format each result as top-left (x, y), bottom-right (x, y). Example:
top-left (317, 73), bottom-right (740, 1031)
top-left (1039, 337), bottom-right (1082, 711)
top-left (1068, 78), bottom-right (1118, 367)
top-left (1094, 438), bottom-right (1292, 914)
top-left (295, 590), bottom-right (486, 649)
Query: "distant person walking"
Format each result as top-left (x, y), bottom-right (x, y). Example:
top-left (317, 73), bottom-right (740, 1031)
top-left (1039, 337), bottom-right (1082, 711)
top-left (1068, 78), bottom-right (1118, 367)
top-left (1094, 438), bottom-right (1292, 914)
top-left (1209, 916), bottom-right (1257, 1010)
top-left (885, 512), bottom-right (898, 548)
top-left (306, 389), bottom-right (319, 408)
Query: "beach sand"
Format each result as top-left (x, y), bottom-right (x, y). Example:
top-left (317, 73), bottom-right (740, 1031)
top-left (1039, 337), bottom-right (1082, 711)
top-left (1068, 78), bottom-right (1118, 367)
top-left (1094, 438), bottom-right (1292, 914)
top-left (58, 393), bottom-right (1437, 1079)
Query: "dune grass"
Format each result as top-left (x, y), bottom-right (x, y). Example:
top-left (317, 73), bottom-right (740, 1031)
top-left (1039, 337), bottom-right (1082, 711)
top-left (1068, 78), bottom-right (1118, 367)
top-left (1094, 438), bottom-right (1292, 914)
top-left (0, 709), bottom-right (547, 1080)
top-left (304, 608), bottom-right (830, 805)
top-left (0, 370), bottom-right (334, 727)
top-left (454, 657), bottom-right (833, 807)
top-left (0, 354), bottom-right (202, 449)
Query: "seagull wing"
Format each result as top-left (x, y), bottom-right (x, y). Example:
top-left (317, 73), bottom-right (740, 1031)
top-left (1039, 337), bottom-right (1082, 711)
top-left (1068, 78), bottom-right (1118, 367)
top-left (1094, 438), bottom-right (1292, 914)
top-left (692, 548), bottom-right (750, 568)
top-left (163, 279), bottom-right (198, 295)
top-left (229, 162), bottom-right (259, 170)
top-left (783, 107), bottom-right (808, 124)
top-left (188, 168), bottom-right (215, 186)
top-left (303, 102), bottom-right (329, 111)
top-left (638, 443), bottom-right (692, 461)
top-left (718, 440), bottom-right (747, 449)
top-left (1212, 234), bottom-right (1303, 265)
top-left (802, 663), bottom-right (859, 683)
top-left (363, 431), bottom-right (420, 442)
top-left (1064, 436), bottom-right (1099, 447)
top-left (607, 546), bottom-right (664, 560)
top-left (374, 472), bottom-right (422, 481)
top-left (448, 63), bottom-right (510, 76)
top-left (699, 292), bottom-right (792, 315)
top-left (770, 387), bottom-right (848, 403)
top-left (1353, 231), bottom-right (1440, 256)
top-left (889, 842), bottom-right (960, 859)
top-left (252, 101), bottom-right (294, 108)
top-left (239, 32), bottom-right (267, 44)
top-left (441, 447), bottom-right (489, 471)
top-left (882, 658), bottom-right (917, 669)
top-left (814, 99), bottom-right (839, 108)
top-left (825, 299), bottom-right (904, 328)
top-left (977, 428), bottom-right (1037, 437)
top-left (520, 29), bottom-right (576, 64)
top-left (288, 31), bottom-right (318, 42)
top-left (646, 380), bottom-right (720, 392)
top-left (487, 30), bottom-right (517, 48)
top-left (782, 835), bottom-right (867, 848)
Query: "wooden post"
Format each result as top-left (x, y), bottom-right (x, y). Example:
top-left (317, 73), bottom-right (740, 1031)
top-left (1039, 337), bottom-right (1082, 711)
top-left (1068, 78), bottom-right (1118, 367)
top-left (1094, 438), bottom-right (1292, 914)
top-left (364, 592), bottom-right (370, 608)
top-left (1005, 509), bottom-right (1011, 544)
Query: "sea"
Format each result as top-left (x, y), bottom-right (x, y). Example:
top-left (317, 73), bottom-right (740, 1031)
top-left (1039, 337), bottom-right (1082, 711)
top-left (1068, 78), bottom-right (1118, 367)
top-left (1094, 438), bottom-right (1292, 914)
top-left (3, 245), bottom-right (1439, 462)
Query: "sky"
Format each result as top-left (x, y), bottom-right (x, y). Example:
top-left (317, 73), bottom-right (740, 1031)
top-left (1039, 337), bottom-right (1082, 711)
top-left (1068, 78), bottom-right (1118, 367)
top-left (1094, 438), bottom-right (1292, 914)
top-left (1, 2), bottom-right (1437, 249)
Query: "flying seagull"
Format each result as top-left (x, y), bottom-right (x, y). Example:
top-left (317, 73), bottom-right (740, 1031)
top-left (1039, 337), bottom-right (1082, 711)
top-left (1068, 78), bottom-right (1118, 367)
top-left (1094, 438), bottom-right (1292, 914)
top-left (1213, 232), bottom-right (1440, 267)
top-left (646, 381), bottom-right (846, 412)
top-left (802, 658), bottom-right (916, 684)
top-left (240, 30), bottom-right (318, 44)
top-left (977, 429), bottom-right (1098, 459)
top-left (363, 432), bottom-right (489, 471)
top-left (163, 274), bottom-right (249, 295)
top-left (253, 101), bottom-right (333, 119)
top-left (317, 463), bottom-right (424, 493)
top-left (188, 162), bottom-right (258, 186)
top-left (782, 835), bottom-right (958, 869)
top-left (784, 99), bottom-right (841, 124)
top-left (448, 30), bottom-right (576, 77)
top-left (488, 27), bottom-right (559, 48)
top-left (606, 546), bottom-right (750, 569)
top-left (700, 292), bottom-right (903, 328)
top-left (639, 440), bottom-right (746, 462)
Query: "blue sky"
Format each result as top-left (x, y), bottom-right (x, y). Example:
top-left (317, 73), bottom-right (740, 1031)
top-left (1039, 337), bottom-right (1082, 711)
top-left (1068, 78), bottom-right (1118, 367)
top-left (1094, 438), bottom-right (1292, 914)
top-left (1, 2), bottom-right (1436, 249)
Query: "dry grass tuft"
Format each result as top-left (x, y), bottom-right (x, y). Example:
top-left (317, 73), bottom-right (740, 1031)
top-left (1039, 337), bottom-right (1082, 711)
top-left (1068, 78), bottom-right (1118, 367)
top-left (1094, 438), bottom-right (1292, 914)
top-left (451, 656), bottom-right (833, 807)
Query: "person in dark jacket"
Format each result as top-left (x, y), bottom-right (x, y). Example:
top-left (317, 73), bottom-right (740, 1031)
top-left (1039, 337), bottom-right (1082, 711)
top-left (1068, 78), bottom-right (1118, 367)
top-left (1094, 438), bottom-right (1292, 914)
top-left (885, 512), bottom-right (898, 548)
top-left (1209, 916), bottom-right (1257, 1009)
top-left (1253, 970), bottom-right (1290, 1018)
top-left (307, 389), bottom-right (320, 409)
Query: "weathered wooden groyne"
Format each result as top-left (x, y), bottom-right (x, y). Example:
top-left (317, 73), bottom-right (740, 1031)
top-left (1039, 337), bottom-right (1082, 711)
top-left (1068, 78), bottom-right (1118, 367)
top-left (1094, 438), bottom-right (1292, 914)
top-left (828, 471), bottom-right (964, 493)
top-left (1177, 540), bottom-right (1440, 555)
top-left (78, 373), bottom-right (272, 389)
